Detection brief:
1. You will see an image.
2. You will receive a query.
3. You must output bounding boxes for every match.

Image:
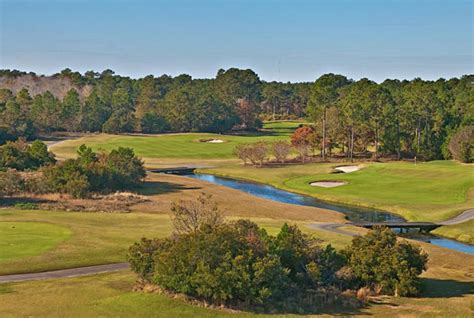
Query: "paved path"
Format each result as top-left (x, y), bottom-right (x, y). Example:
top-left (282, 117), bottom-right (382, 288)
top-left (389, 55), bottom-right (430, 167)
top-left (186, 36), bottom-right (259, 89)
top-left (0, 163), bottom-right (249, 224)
top-left (438, 209), bottom-right (474, 225)
top-left (0, 263), bottom-right (129, 284)
top-left (309, 223), bottom-right (358, 237)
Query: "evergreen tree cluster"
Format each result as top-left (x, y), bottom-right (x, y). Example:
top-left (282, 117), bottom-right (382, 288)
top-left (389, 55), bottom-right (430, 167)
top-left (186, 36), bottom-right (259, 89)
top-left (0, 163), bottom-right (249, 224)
top-left (0, 69), bottom-right (471, 160)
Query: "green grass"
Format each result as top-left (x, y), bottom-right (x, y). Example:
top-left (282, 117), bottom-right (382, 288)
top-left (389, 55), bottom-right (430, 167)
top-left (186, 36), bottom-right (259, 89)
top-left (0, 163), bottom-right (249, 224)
top-left (433, 220), bottom-right (474, 245)
top-left (202, 160), bottom-right (474, 223)
top-left (0, 222), bottom-right (71, 262)
top-left (50, 121), bottom-right (304, 161)
top-left (0, 210), bottom-right (173, 275)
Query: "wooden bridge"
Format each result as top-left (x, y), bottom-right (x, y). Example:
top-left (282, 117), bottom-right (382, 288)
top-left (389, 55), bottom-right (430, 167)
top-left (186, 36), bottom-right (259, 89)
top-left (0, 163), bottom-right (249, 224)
top-left (150, 167), bottom-right (196, 175)
top-left (353, 222), bottom-right (441, 233)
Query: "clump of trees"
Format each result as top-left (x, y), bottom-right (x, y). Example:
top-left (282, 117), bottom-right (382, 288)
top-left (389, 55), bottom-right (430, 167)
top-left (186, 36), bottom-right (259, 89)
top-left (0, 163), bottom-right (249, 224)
top-left (0, 144), bottom-right (145, 199)
top-left (128, 196), bottom-right (428, 312)
top-left (234, 141), bottom-right (294, 166)
top-left (42, 145), bottom-right (145, 198)
top-left (0, 139), bottom-right (55, 170)
top-left (447, 126), bottom-right (473, 163)
top-left (343, 227), bottom-right (428, 297)
top-left (233, 142), bottom-right (268, 166)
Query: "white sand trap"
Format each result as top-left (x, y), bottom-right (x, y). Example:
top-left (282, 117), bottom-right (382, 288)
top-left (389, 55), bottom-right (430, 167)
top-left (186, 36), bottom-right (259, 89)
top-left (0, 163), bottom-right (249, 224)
top-left (310, 181), bottom-right (347, 188)
top-left (207, 139), bottom-right (224, 143)
top-left (334, 165), bottom-right (360, 173)
top-left (199, 138), bottom-right (225, 143)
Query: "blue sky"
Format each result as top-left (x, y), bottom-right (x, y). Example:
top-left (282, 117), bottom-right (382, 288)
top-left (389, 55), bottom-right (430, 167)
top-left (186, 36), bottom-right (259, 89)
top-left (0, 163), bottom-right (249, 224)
top-left (0, 0), bottom-right (472, 82)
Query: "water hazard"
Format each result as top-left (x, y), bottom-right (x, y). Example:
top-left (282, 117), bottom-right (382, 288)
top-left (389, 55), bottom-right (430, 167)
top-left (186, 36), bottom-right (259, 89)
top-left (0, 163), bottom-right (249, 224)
top-left (185, 173), bottom-right (474, 255)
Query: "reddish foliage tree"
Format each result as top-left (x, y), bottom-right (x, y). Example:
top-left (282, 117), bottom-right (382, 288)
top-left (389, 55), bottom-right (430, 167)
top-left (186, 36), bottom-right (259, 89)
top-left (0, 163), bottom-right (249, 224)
top-left (291, 126), bottom-right (316, 162)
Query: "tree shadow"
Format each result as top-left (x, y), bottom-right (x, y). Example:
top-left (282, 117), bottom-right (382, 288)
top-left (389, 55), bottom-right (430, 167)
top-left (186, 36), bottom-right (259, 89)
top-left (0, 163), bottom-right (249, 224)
top-left (0, 197), bottom-right (53, 207)
top-left (138, 181), bottom-right (202, 196)
top-left (420, 278), bottom-right (474, 298)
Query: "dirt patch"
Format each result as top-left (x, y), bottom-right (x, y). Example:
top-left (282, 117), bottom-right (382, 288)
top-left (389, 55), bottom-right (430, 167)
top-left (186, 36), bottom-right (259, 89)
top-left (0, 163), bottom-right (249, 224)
top-left (14, 192), bottom-right (151, 213)
top-left (310, 181), bottom-right (347, 188)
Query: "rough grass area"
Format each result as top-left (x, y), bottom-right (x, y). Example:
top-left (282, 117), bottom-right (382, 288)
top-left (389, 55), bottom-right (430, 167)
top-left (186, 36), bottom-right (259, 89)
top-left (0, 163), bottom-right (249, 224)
top-left (49, 121), bottom-right (304, 162)
top-left (201, 161), bottom-right (474, 224)
top-left (0, 222), bottom-right (71, 262)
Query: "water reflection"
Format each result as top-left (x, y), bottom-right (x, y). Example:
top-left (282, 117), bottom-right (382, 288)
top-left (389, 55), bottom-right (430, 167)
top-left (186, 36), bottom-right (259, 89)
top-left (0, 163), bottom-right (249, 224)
top-left (188, 174), bottom-right (404, 222)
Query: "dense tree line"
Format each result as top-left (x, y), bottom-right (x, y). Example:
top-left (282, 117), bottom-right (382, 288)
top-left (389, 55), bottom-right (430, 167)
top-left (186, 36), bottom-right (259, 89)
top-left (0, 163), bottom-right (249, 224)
top-left (128, 195), bottom-right (427, 312)
top-left (0, 68), bottom-right (308, 138)
top-left (0, 69), bottom-right (471, 160)
top-left (307, 74), bottom-right (473, 161)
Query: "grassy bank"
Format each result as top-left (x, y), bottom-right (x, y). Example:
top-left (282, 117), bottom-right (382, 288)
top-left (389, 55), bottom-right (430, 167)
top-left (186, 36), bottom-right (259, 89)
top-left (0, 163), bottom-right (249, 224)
top-left (433, 220), bottom-right (474, 245)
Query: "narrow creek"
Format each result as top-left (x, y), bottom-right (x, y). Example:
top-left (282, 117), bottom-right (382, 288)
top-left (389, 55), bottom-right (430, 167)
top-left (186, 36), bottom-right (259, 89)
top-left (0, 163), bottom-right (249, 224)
top-left (183, 173), bottom-right (474, 255)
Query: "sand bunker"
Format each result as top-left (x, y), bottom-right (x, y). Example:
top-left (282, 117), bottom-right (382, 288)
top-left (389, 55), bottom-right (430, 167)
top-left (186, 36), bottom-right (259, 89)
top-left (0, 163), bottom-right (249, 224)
top-left (334, 165), bottom-right (360, 173)
top-left (199, 138), bottom-right (225, 143)
top-left (207, 139), bottom-right (224, 143)
top-left (310, 181), bottom-right (347, 188)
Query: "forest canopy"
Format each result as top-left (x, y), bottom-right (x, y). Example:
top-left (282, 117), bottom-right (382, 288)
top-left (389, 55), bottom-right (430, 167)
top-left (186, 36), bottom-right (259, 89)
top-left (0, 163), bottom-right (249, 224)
top-left (0, 68), bottom-right (472, 160)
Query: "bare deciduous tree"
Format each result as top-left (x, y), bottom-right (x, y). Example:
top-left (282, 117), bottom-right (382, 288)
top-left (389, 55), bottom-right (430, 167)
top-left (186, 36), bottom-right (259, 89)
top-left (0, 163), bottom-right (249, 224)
top-left (170, 193), bottom-right (224, 234)
top-left (247, 142), bottom-right (268, 166)
top-left (272, 140), bottom-right (291, 163)
top-left (234, 142), bottom-right (268, 167)
top-left (233, 144), bottom-right (251, 165)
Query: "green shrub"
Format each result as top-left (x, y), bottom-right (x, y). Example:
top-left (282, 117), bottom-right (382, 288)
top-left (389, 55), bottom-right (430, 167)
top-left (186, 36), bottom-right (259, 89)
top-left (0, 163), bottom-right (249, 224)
top-left (13, 202), bottom-right (38, 210)
top-left (344, 226), bottom-right (428, 296)
top-left (0, 139), bottom-right (55, 171)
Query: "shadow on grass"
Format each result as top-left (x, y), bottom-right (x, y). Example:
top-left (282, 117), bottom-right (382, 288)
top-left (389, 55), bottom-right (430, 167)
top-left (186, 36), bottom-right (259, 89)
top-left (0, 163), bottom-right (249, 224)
top-left (421, 278), bottom-right (474, 298)
top-left (0, 197), bottom-right (53, 207)
top-left (139, 181), bottom-right (202, 196)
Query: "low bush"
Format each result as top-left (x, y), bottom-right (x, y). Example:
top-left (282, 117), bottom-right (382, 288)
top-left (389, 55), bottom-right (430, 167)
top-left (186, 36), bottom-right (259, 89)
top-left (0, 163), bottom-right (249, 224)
top-left (13, 202), bottom-right (38, 210)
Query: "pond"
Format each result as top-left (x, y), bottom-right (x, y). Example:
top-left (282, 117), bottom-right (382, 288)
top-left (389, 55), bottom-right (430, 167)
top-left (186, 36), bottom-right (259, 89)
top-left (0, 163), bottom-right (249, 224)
top-left (185, 173), bottom-right (474, 255)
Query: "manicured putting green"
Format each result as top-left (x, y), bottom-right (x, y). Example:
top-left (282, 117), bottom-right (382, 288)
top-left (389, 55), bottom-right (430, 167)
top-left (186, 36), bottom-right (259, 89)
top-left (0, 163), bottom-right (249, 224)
top-left (0, 222), bottom-right (72, 262)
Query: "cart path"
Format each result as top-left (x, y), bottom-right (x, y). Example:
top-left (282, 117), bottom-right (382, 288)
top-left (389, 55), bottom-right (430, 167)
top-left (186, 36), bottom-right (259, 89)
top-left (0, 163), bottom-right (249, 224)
top-left (438, 209), bottom-right (474, 225)
top-left (0, 263), bottom-right (129, 284)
